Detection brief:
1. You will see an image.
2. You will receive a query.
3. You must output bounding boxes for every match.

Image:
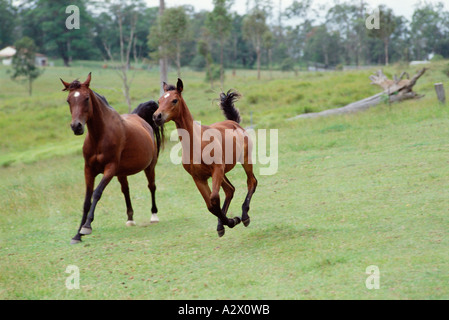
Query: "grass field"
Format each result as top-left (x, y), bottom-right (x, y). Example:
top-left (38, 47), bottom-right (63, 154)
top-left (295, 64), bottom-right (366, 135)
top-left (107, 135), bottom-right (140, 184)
top-left (1, 61), bottom-right (449, 299)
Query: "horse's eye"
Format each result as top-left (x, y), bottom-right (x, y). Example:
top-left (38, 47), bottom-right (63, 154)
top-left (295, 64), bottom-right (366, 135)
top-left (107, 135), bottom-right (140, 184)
top-left (85, 97), bottom-right (89, 101)
top-left (172, 99), bottom-right (178, 104)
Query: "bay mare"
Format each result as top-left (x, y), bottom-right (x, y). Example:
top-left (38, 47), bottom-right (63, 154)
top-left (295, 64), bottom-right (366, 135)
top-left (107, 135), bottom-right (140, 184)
top-left (60, 73), bottom-right (164, 244)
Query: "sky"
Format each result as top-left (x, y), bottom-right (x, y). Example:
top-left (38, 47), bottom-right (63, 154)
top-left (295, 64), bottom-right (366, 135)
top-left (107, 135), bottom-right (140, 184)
top-left (145, 0), bottom-right (446, 21)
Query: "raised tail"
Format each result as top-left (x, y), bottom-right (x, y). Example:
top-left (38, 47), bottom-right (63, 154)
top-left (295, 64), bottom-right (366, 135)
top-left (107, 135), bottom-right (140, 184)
top-left (132, 101), bottom-right (165, 156)
top-left (219, 89), bottom-right (241, 124)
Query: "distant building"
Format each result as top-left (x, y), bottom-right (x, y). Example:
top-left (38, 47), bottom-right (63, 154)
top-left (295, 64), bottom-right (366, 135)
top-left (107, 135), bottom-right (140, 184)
top-left (0, 46), bottom-right (48, 66)
top-left (0, 46), bottom-right (16, 65)
top-left (35, 53), bottom-right (48, 66)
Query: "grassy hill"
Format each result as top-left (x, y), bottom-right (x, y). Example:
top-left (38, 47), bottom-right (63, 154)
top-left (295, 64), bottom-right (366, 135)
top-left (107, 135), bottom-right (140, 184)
top-left (1, 62), bottom-right (449, 299)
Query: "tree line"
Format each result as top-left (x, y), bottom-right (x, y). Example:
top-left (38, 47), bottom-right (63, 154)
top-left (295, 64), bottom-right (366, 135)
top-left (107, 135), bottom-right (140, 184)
top-left (1, 0), bottom-right (449, 76)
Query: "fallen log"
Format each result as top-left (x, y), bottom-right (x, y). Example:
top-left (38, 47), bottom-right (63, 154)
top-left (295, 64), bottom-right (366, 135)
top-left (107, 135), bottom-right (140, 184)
top-left (289, 68), bottom-right (427, 120)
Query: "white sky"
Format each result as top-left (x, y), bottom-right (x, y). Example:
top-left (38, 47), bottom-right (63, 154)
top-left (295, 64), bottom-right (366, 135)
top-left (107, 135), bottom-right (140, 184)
top-left (145, 0), bottom-right (446, 21)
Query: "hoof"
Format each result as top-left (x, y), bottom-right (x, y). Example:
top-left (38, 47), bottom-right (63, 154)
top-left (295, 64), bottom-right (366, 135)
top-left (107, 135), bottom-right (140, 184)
top-left (217, 228), bottom-right (225, 237)
top-left (80, 226), bottom-right (92, 235)
top-left (150, 214), bottom-right (159, 224)
top-left (126, 220), bottom-right (136, 227)
top-left (70, 239), bottom-right (81, 245)
top-left (243, 217), bottom-right (250, 227)
top-left (228, 217), bottom-right (241, 228)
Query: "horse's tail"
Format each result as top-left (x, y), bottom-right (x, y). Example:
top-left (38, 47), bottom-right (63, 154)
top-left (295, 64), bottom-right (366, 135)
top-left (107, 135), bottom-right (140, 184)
top-left (219, 89), bottom-right (241, 124)
top-left (132, 101), bottom-right (165, 156)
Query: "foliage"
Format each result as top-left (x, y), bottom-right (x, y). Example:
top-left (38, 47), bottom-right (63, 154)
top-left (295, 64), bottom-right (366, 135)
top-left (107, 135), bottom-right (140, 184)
top-left (243, 7), bottom-right (268, 79)
top-left (9, 37), bottom-right (43, 96)
top-left (0, 0), bottom-right (16, 48)
top-left (1, 1), bottom-right (449, 75)
top-left (205, 63), bottom-right (221, 82)
top-left (205, 0), bottom-right (233, 85)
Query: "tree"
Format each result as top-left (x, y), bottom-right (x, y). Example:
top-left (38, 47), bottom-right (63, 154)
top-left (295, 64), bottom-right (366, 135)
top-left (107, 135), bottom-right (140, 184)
top-left (20, 0), bottom-right (97, 67)
top-left (10, 37), bottom-right (43, 96)
top-left (102, 0), bottom-right (145, 112)
top-left (410, 2), bottom-right (449, 60)
top-left (158, 6), bottom-right (189, 78)
top-left (368, 5), bottom-right (397, 66)
top-left (243, 7), bottom-right (268, 80)
top-left (263, 29), bottom-right (274, 78)
top-left (326, 2), bottom-right (365, 66)
top-left (149, 6), bottom-right (189, 80)
top-left (197, 29), bottom-right (214, 88)
top-left (205, 0), bottom-right (233, 87)
top-left (158, 0), bottom-right (167, 96)
top-left (303, 24), bottom-right (341, 67)
top-left (283, 0), bottom-right (314, 68)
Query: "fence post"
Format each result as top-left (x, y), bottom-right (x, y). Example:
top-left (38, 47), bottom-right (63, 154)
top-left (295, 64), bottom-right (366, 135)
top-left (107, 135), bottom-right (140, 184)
top-left (435, 83), bottom-right (446, 104)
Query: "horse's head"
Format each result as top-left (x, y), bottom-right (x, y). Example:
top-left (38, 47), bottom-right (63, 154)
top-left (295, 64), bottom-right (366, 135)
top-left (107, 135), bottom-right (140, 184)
top-left (153, 78), bottom-right (184, 126)
top-left (60, 72), bottom-right (92, 136)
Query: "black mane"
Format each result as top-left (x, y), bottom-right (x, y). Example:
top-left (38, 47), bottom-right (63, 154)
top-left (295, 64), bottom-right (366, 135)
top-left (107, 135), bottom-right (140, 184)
top-left (92, 90), bottom-right (114, 110)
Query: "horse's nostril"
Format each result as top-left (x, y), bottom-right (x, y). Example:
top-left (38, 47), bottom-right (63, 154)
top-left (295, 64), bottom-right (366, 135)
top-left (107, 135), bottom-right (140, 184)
top-left (71, 122), bottom-right (84, 135)
top-left (153, 113), bottom-right (162, 122)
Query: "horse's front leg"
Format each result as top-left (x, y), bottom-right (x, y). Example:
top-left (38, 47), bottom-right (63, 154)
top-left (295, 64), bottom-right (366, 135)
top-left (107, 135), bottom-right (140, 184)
top-left (71, 165), bottom-right (95, 244)
top-left (80, 164), bottom-right (116, 236)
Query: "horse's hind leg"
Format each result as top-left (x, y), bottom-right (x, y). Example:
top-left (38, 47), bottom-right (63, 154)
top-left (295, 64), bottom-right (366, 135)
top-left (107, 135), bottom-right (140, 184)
top-left (118, 176), bottom-right (136, 226)
top-left (241, 163), bottom-right (257, 227)
top-left (144, 164), bottom-right (159, 223)
top-left (217, 175), bottom-right (235, 237)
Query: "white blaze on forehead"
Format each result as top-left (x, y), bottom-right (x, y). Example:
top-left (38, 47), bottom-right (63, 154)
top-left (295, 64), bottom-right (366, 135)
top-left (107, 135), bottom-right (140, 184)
top-left (74, 91), bottom-right (80, 98)
top-left (164, 93), bottom-right (170, 99)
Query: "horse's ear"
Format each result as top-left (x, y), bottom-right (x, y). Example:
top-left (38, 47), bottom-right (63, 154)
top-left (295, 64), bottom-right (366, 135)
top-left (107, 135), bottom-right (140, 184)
top-left (60, 78), bottom-right (70, 91)
top-left (163, 82), bottom-right (169, 92)
top-left (177, 78), bottom-right (183, 94)
top-left (83, 72), bottom-right (92, 87)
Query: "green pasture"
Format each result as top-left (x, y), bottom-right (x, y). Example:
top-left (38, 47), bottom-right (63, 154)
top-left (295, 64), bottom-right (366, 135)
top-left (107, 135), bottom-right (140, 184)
top-left (1, 62), bottom-right (449, 299)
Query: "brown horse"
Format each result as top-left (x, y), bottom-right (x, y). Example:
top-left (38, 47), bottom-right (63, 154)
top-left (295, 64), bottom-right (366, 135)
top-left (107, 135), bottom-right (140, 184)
top-left (153, 79), bottom-right (257, 237)
top-left (60, 73), bottom-right (164, 244)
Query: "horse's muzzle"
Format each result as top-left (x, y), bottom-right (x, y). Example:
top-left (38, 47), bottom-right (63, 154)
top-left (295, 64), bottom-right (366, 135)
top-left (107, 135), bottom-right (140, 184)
top-left (153, 112), bottom-right (164, 127)
top-left (71, 122), bottom-right (85, 135)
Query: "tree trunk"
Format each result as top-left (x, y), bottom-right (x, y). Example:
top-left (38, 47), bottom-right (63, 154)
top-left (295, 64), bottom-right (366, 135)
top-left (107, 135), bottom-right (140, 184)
top-left (256, 46), bottom-right (261, 80)
top-left (176, 42), bottom-right (181, 78)
top-left (159, 0), bottom-right (167, 96)
top-left (384, 38), bottom-right (389, 66)
top-left (232, 37), bottom-right (237, 77)
top-left (268, 48), bottom-right (272, 80)
top-left (220, 39), bottom-right (224, 88)
top-left (28, 77), bottom-right (32, 96)
top-left (67, 39), bottom-right (72, 66)
top-left (289, 68), bottom-right (427, 120)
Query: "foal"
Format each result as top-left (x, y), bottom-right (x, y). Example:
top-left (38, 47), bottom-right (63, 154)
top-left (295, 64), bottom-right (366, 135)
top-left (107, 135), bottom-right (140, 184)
top-left (153, 79), bottom-right (257, 237)
top-left (61, 73), bottom-right (164, 244)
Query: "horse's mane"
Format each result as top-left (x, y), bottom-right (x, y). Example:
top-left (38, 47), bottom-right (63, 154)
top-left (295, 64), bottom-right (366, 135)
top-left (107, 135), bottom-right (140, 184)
top-left (132, 101), bottom-right (165, 156)
top-left (92, 90), bottom-right (113, 110)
